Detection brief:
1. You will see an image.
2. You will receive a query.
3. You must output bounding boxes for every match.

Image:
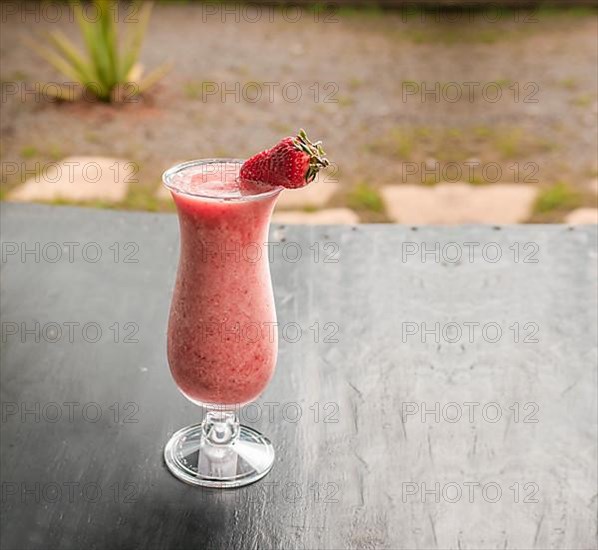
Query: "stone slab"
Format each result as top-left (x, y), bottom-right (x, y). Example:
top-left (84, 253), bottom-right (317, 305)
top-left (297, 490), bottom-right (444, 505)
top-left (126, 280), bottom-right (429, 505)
top-left (9, 157), bottom-right (133, 202)
top-left (275, 176), bottom-right (339, 209)
top-left (565, 208), bottom-right (598, 224)
top-left (381, 183), bottom-right (538, 224)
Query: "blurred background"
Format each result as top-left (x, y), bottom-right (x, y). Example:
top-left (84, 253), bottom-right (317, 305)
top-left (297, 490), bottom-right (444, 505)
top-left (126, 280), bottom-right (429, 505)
top-left (1, 0), bottom-right (597, 224)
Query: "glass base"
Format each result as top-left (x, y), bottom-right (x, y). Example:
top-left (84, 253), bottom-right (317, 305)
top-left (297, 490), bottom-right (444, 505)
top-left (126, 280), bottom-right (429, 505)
top-left (164, 421), bottom-right (275, 488)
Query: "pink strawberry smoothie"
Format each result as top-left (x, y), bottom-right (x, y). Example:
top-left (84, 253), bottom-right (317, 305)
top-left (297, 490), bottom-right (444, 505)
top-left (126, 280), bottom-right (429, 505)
top-left (165, 160), bottom-right (281, 407)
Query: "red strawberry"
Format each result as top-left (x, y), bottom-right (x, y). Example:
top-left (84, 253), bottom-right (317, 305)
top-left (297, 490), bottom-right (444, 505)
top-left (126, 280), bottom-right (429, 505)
top-left (240, 129), bottom-right (329, 189)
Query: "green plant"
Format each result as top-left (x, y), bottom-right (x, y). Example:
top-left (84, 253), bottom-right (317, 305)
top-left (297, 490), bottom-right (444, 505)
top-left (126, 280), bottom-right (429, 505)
top-left (494, 128), bottom-right (522, 158)
top-left (48, 144), bottom-right (64, 161)
top-left (473, 125), bottom-right (492, 138)
top-left (347, 183), bottom-right (385, 213)
top-left (337, 95), bottom-right (354, 107)
top-left (24, 0), bottom-right (170, 102)
top-left (534, 182), bottom-right (581, 214)
top-left (122, 183), bottom-right (164, 212)
top-left (183, 81), bottom-right (202, 100)
top-left (388, 128), bottom-right (414, 159)
top-left (336, 6), bottom-right (384, 18)
top-left (348, 77), bottom-right (364, 91)
top-left (20, 146), bottom-right (38, 159)
top-left (490, 128), bottom-right (555, 159)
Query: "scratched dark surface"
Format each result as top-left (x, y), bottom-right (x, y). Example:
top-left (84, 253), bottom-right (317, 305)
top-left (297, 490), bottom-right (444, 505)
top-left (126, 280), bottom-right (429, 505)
top-left (1, 203), bottom-right (596, 550)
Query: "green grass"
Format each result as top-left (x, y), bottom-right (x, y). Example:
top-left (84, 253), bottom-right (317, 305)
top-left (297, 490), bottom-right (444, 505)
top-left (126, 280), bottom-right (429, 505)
top-left (45, 182), bottom-right (175, 213)
top-left (20, 146), bottom-right (38, 159)
top-left (369, 128), bottom-right (415, 159)
top-left (335, 6), bottom-right (384, 18)
top-left (122, 183), bottom-right (168, 212)
top-left (414, 127), bottom-right (432, 139)
top-left (421, 172), bottom-right (440, 186)
top-left (47, 144), bottom-right (64, 161)
top-left (183, 81), bottom-right (218, 100)
top-left (348, 77), bottom-right (364, 91)
top-left (534, 182), bottom-right (581, 214)
top-left (473, 126), bottom-right (492, 138)
top-left (371, 124), bottom-right (556, 164)
top-left (337, 95), bottom-right (354, 107)
top-left (535, 6), bottom-right (597, 17)
top-left (391, 129), bottom-right (415, 158)
top-left (183, 81), bottom-right (202, 99)
top-left (492, 78), bottom-right (511, 87)
top-left (17, 144), bottom-right (65, 162)
top-left (494, 128), bottom-right (523, 158)
top-left (347, 183), bottom-right (385, 214)
top-left (473, 126), bottom-right (555, 159)
top-left (558, 77), bottom-right (578, 90)
top-left (401, 79), bottom-right (419, 92)
top-left (572, 94), bottom-right (594, 107)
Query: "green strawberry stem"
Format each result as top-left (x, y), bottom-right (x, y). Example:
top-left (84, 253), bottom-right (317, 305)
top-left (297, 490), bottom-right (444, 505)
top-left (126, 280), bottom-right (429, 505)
top-left (294, 128), bottom-right (330, 183)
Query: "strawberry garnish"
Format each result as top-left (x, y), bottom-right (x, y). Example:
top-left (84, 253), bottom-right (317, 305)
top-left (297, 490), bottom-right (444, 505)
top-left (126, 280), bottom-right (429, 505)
top-left (240, 129), bottom-right (330, 189)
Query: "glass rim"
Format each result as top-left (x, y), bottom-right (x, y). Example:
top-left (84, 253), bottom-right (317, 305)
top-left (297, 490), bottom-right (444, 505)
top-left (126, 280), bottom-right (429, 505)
top-left (162, 159), bottom-right (283, 202)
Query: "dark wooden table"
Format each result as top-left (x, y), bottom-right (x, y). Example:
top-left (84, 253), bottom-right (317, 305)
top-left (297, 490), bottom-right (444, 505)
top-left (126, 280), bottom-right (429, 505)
top-left (1, 203), bottom-right (596, 550)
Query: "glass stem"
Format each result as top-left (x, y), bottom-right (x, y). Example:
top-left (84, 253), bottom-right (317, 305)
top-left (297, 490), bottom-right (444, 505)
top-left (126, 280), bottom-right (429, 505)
top-left (202, 410), bottom-right (240, 446)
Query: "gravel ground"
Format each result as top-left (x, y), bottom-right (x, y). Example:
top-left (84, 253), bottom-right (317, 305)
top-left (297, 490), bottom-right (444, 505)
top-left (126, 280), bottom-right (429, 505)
top-left (1, 4), bottom-right (597, 220)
